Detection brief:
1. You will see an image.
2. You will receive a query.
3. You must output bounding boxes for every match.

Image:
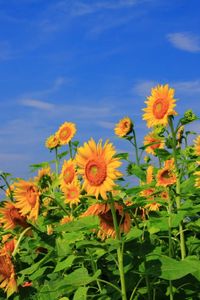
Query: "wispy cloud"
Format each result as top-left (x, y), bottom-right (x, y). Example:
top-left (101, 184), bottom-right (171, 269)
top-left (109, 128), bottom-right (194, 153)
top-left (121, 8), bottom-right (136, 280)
top-left (133, 80), bottom-right (158, 97)
top-left (20, 99), bottom-right (55, 111)
top-left (96, 121), bottom-right (115, 129)
top-left (167, 32), bottom-right (200, 53)
top-left (173, 80), bottom-right (200, 94)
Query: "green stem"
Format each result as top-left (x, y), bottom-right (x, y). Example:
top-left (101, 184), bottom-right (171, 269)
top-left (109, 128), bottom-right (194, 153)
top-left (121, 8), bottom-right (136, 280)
top-left (98, 279), bottom-right (122, 294)
top-left (129, 277), bottom-right (143, 300)
top-left (168, 117), bottom-right (186, 260)
top-left (55, 147), bottom-right (59, 176)
top-left (0, 173), bottom-right (14, 201)
top-left (110, 201), bottom-right (127, 300)
top-left (132, 129), bottom-right (140, 166)
top-left (87, 248), bottom-right (102, 292)
top-left (12, 227), bottom-right (31, 257)
top-left (168, 194), bottom-right (174, 300)
top-left (69, 141), bottom-right (73, 159)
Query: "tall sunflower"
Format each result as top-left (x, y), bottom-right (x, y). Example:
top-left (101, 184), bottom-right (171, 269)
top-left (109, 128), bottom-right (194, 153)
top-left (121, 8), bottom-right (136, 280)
top-left (114, 117), bottom-right (133, 138)
top-left (0, 249), bottom-right (18, 297)
top-left (45, 134), bottom-right (59, 150)
top-left (156, 159), bottom-right (177, 187)
top-left (82, 202), bottom-right (131, 240)
top-left (0, 201), bottom-right (28, 230)
top-left (194, 136), bottom-right (200, 156)
top-left (56, 122), bottom-right (76, 145)
top-left (14, 180), bottom-right (40, 221)
top-left (143, 84), bottom-right (177, 128)
top-left (76, 138), bottom-right (122, 199)
top-left (144, 131), bottom-right (164, 155)
top-left (63, 180), bottom-right (81, 207)
top-left (60, 159), bottom-right (76, 192)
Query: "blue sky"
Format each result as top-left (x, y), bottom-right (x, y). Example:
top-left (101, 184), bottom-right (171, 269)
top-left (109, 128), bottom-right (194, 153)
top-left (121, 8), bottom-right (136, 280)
top-left (0, 0), bottom-right (200, 181)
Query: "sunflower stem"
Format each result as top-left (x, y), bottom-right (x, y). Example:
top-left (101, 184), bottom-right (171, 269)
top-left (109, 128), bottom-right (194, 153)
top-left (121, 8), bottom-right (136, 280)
top-left (168, 192), bottom-right (174, 300)
top-left (69, 141), bottom-right (73, 159)
top-left (55, 147), bottom-right (59, 176)
top-left (0, 173), bottom-right (14, 201)
top-left (12, 227), bottom-right (31, 257)
top-left (109, 201), bottom-right (127, 300)
top-left (168, 117), bottom-right (186, 260)
top-left (132, 129), bottom-right (140, 166)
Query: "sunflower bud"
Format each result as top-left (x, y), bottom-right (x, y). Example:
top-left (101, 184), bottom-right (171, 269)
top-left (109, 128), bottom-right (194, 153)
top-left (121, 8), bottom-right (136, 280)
top-left (180, 109), bottom-right (198, 125)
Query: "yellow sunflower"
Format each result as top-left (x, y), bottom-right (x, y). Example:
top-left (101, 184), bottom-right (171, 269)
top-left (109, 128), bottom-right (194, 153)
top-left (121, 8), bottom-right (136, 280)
top-left (0, 201), bottom-right (28, 230)
top-left (76, 138), bottom-right (122, 199)
top-left (194, 136), bottom-right (200, 156)
top-left (0, 249), bottom-right (17, 298)
top-left (143, 84), bottom-right (177, 128)
top-left (82, 202), bottom-right (131, 240)
top-left (34, 167), bottom-right (53, 192)
top-left (60, 215), bottom-right (73, 225)
top-left (144, 131), bottom-right (164, 155)
top-left (194, 171), bottom-right (200, 188)
top-left (114, 117), bottom-right (133, 138)
top-left (156, 159), bottom-right (177, 187)
top-left (145, 202), bottom-right (161, 211)
top-left (14, 180), bottom-right (40, 221)
top-left (56, 122), bottom-right (76, 145)
top-left (60, 159), bottom-right (76, 192)
top-left (63, 180), bottom-right (81, 207)
top-left (45, 134), bottom-right (59, 149)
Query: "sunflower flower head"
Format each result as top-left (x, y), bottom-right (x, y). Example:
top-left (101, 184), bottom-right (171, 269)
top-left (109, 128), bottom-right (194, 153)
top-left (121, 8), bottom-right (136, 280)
top-left (14, 180), bottom-right (40, 222)
top-left (56, 122), bottom-right (76, 146)
top-left (45, 134), bottom-right (59, 150)
top-left (82, 202), bottom-right (131, 240)
top-left (60, 215), bottom-right (74, 225)
top-left (76, 138), bottom-right (122, 199)
top-left (144, 131), bottom-right (165, 155)
top-left (156, 158), bottom-right (177, 187)
top-left (60, 159), bottom-right (76, 192)
top-left (194, 136), bottom-right (200, 156)
top-left (0, 201), bottom-right (28, 230)
top-left (63, 180), bottom-right (81, 207)
top-left (143, 84), bottom-right (177, 128)
top-left (34, 167), bottom-right (53, 192)
top-left (114, 117), bottom-right (133, 138)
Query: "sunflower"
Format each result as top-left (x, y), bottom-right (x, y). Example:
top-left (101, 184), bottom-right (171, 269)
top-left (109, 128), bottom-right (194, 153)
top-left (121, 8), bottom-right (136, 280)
top-left (45, 134), bottom-right (59, 150)
top-left (143, 84), bottom-right (177, 128)
top-left (76, 138), bottom-right (122, 199)
top-left (114, 117), bottom-right (133, 138)
top-left (145, 202), bottom-right (161, 211)
top-left (194, 136), bottom-right (200, 156)
top-left (156, 159), bottom-right (176, 187)
top-left (56, 122), bottom-right (76, 145)
top-left (144, 131), bottom-right (164, 155)
top-left (82, 202), bottom-right (131, 240)
top-left (60, 159), bottom-right (76, 192)
top-left (63, 180), bottom-right (81, 207)
top-left (60, 215), bottom-right (73, 225)
top-left (177, 125), bottom-right (184, 147)
top-left (194, 171), bottom-right (200, 188)
top-left (14, 180), bottom-right (40, 221)
top-left (34, 167), bottom-right (53, 192)
top-left (0, 201), bottom-right (28, 230)
top-left (0, 249), bottom-right (17, 297)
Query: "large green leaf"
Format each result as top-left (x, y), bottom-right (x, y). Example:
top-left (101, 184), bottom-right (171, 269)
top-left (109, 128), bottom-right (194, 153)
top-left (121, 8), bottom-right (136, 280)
top-left (73, 287), bottom-right (88, 300)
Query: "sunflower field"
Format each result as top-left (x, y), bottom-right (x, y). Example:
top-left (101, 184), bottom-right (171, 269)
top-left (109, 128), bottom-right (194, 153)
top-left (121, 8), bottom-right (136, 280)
top-left (0, 84), bottom-right (200, 300)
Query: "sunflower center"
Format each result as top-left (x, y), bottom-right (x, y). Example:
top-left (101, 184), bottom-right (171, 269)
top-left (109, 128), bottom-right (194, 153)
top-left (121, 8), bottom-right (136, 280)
top-left (59, 128), bottom-right (71, 140)
top-left (27, 187), bottom-right (37, 207)
top-left (85, 159), bottom-right (107, 186)
top-left (63, 166), bottom-right (75, 184)
top-left (67, 188), bottom-right (79, 199)
top-left (150, 138), bottom-right (160, 150)
top-left (153, 99), bottom-right (169, 119)
top-left (161, 170), bottom-right (171, 179)
top-left (100, 209), bottom-right (124, 227)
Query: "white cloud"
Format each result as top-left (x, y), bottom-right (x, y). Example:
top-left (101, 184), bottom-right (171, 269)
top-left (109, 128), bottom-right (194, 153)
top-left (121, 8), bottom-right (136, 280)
top-left (167, 32), bottom-right (200, 53)
top-left (173, 80), bottom-right (200, 94)
top-left (20, 99), bottom-right (55, 110)
top-left (133, 80), bottom-right (158, 97)
top-left (96, 121), bottom-right (115, 129)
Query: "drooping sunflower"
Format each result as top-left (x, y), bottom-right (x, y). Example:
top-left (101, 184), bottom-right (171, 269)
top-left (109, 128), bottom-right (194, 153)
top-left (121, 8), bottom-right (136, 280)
top-left (0, 249), bottom-right (18, 298)
top-left (114, 117), bottom-right (133, 138)
top-left (45, 134), bottom-right (59, 150)
top-left (143, 84), bottom-right (177, 128)
top-left (76, 138), bottom-right (122, 199)
top-left (63, 180), bottom-right (81, 207)
top-left (0, 201), bottom-right (28, 230)
top-left (60, 159), bottom-right (76, 192)
top-left (144, 131), bottom-right (164, 155)
top-left (56, 122), bottom-right (76, 145)
top-left (82, 202), bottom-right (131, 240)
top-left (14, 180), bottom-right (40, 221)
top-left (194, 171), bottom-right (200, 188)
top-left (156, 159), bottom-right (177, 187)
top-left (34, 167), bottom-right (53, 192)
top-left (194, 136), bottom-right (200, 156)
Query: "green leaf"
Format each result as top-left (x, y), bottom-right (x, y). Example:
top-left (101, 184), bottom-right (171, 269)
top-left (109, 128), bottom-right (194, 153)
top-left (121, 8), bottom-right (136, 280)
top-left (73, 287), bottom-right (88, 300)
top-left (127, 163), bottom-right (146, 181)
top-left (114, 152), bottom-right (129, 160)
top-left (154, 149), bottom-right (171, 160)
top-left (63, 268), bottom-right (101, 286)
top-left (55, 216), bottom-right (99, 233)
top-left (57, 151), bottom-right (69, 160)
top-left (124, 227), bottom-right (143, 242)
top-left (54, 255), bottom-right (76, 272)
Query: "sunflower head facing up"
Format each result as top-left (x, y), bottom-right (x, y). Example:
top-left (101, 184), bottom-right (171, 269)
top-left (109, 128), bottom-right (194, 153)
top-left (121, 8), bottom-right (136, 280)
top-left (76, 138), bottom-right (122, 199)
top-left (63, 180), bottom-right (81, 207)
top-left (60, 159), bottom-right (76, 192)
top-left (114, 117), bottom-right (133, 138)
top-left (56, 122), bottom-right (76, 146)
top-left (194, 136), bottom-right (200, 156)
top-left (45, 134), bottom-right (59, 150)
top-left (82, 202), bottom-right (131, 240)
top-left (156, 158), bottom-right (177, 187)
top-left (144, 131), bottom-right (165, 155)
top-left (0, 249), bottom-right (18, 298)
top-left (35, 167), bottom-right (53, 192)
top-left (143, 84), bottom-right (177, 128)
top-left (14, 180), bottom-right (40, 222)
top-left (0, 201), bottom-right (28, 230)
